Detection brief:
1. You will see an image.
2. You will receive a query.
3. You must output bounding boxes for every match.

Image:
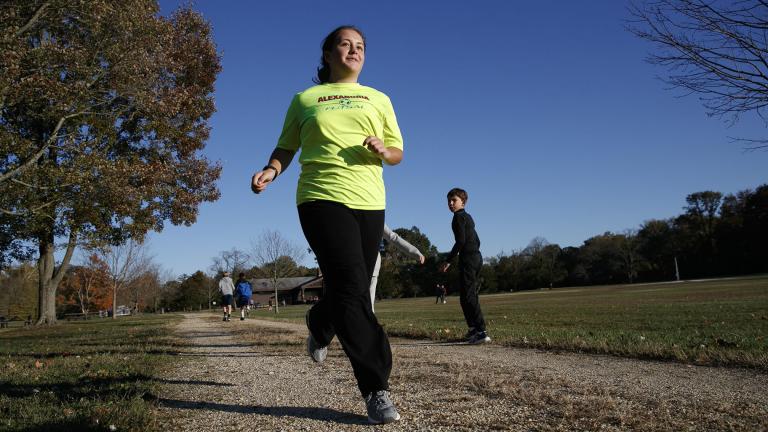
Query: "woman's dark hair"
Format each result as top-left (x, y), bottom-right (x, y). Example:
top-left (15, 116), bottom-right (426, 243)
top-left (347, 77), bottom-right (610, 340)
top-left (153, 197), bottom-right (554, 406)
top-left (314, 25), bottom-right (366, 84)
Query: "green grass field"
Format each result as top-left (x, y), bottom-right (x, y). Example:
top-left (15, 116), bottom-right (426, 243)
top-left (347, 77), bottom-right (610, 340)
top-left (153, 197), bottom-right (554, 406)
top-left (262, 276), bottom-right (768, 368)
top-left (1, 276), bottom-right (765, 431)
top-left (0, 314), bottom-right (182, 432)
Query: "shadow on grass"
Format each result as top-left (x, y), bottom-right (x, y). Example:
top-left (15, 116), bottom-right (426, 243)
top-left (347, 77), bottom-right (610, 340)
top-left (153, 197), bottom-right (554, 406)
top-left (9, 418), bottom-right (103, 432)
top-left (69, 340), bottom-right (261, 349)
top-left (2, 348), bottom-right (184, 358)
top-left (158, 397), bottom-right (367, 425)
top-left (0, 375), bottom-right (234, 399)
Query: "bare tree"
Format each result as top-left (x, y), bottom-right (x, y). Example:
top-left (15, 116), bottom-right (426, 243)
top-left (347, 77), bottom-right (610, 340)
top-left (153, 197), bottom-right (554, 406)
top-left (250, 230), bottom-right (305, 314)
top-left (204, 270), bottom-right (219, 310)
top-left (628, 0), bottom-right (768, 149)
top-left (96, 239), bottom-right (151, 319)
top-left (209, 248), bottom-right (251, 277)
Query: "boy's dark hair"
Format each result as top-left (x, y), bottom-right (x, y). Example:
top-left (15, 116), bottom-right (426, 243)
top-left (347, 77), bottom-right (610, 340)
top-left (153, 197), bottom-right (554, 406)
top-left (314, 25), bottom-right (366, 84)
top-left (447, 188), bottom-right (468, 204)
top-left (238, 272), bottom-right (245, 278)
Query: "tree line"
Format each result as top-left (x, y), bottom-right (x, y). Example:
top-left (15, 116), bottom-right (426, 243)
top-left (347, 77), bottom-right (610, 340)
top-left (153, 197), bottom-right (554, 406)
top-left (375, 185), bottom-right (768, 298)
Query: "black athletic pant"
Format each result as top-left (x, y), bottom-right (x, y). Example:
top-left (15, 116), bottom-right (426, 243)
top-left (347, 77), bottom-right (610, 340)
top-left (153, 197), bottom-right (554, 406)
top-left (459, 252), bottom-right (486, 332)
top-left (298, 200), bottom-right (391, 397)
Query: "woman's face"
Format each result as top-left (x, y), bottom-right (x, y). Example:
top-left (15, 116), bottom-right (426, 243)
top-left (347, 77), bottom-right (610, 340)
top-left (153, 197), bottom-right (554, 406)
top-left (324, 29), bottom-right (365, 79)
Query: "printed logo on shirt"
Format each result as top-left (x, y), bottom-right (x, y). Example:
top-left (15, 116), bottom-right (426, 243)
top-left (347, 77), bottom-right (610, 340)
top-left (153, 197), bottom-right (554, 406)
top-left (317, 95), bottom-right (370, 103)
top-left (322, 98), bottom-right (365, 111)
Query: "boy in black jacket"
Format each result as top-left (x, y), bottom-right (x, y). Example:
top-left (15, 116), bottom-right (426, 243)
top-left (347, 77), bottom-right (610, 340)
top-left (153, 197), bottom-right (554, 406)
top-left (439, 188), bottom-right (491, 344)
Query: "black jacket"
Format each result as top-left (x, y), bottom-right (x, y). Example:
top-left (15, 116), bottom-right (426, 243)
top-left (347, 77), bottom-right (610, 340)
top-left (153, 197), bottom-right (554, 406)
top-left (446, 209), bottom-right (481, 262)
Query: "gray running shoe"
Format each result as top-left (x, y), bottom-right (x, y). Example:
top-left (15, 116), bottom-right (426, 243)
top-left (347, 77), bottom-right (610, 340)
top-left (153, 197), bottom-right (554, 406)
top-left (468, 331), bottom-right (491, 344)
top-left (365, 390), bottom-right (401, 424)
top-left (463, 327), bottom-right (477, 339)
top-left (305, 311), bottom-right (327, 363)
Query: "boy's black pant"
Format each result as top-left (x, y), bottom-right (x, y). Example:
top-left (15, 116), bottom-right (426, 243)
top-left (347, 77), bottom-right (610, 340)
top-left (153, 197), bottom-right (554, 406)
top-left (298, 200), bottom-right (391, 397)
top-left (459, 252), bottom-right (486, 332)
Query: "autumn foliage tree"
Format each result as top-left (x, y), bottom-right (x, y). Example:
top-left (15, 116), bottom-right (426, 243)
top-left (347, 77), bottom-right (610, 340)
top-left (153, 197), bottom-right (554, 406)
top-left (0, 1), bottom-right (222, 324)
top-left (57, 254), bottom-right (111, 316)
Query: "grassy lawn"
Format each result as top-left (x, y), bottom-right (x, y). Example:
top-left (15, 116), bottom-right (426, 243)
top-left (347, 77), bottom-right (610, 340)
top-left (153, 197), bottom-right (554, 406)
top-left (0, 314), bottom-right (182, 432)
top-left (261, 276), bottom-right (768, 368)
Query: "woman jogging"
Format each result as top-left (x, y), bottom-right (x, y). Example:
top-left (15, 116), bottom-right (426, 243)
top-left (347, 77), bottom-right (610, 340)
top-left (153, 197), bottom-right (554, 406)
top-left (250, 25), bottom-right (403, 424)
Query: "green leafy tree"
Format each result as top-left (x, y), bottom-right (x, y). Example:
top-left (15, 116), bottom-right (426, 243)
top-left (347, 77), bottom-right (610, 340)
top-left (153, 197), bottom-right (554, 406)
top-left (637, 219), bottom-right (677, 280)
top-left (479, 260), bottom-right (498, 293)
top-left (675, 191), bottom-right (723, 276)
top-left (389, 226), bottom-right (437, 297)
top-left (741, 184), bottom-right (768, 272)
top-left (0, 1), bottom-right (221, 324)
top-left (375, 226), bottom-right (438, 298)
top-left (538, 243), bottom-right (567, 288)
top-left (172, 271), bottom-right (211, 311)
top-left (494, 251), bottom-right (527, 292)
top-left (580, 233), bottom-right (626, 285)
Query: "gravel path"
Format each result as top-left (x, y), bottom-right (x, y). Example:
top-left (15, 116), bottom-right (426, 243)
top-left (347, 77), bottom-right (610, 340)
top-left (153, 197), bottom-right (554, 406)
top-left (156, 312), bottom-right (768, 431)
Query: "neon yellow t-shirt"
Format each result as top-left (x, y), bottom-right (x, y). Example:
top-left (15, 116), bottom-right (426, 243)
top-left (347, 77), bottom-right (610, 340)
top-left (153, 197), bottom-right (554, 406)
top-left (276, 83), bottom-right (403, 210)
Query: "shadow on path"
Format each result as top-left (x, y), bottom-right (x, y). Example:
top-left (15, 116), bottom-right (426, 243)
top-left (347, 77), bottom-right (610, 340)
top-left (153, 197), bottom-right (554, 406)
top-left (158, 397), bottom-right (367, 425)
top-left (394, 340), bottom-right (471, 347)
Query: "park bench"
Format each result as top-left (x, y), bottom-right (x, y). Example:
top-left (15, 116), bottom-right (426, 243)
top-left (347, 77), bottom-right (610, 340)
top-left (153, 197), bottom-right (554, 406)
top-left (0, 316), bottom-right (33, 328)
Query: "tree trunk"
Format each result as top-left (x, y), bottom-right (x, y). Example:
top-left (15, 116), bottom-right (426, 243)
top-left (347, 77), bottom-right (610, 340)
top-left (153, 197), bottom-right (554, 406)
top-left (273, 272), bottom-right (279, 314)
top-left (35, 227), bottom-right (77, 325)
top-left (36, 231), bottom-right (57, 324)
top-left (112, 282), bottom-right (118, 319)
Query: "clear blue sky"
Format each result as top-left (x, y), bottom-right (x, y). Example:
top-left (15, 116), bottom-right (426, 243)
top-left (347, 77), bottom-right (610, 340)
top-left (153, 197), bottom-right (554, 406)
top-left (146, 0), bottom-right (766, 278)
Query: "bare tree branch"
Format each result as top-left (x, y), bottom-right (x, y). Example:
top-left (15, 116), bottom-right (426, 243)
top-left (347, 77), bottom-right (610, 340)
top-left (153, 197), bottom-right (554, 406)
top-left (0, 200), bottom-right (56, 217)
top-left (628, 0), bottom-right (768, 146)
top-left (0, 112), bottom-right (83, 184)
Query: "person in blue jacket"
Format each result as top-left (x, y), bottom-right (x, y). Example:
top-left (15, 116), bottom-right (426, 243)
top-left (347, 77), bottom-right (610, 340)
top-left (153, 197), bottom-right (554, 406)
top-left (234, 273), bottom-right (253, 321)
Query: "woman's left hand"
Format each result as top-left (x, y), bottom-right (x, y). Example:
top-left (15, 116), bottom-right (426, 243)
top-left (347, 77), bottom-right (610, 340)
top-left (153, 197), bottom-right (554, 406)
top-left (364, 136), bottom-right (402, 165)
top-left (364, 136), bottom-right (387, 156)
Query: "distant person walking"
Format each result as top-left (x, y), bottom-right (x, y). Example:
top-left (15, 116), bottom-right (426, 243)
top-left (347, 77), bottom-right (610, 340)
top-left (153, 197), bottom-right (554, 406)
top-left (250, 26), bottom-right (403, 424)
top-left (369, 224), bottom-right (424, 312)
top-left (234, 273), bottom-right (252, 321)
top-left (435, 283), bottom-right (447, 304)
top-left (439, 188), bottom-right (490, 344)
top-left (219, 271), bottom-right (235, 322)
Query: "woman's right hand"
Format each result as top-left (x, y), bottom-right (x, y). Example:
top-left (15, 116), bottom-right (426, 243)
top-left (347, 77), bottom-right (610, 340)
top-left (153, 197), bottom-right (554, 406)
top-left (251, 169), bottom-right (276, 194)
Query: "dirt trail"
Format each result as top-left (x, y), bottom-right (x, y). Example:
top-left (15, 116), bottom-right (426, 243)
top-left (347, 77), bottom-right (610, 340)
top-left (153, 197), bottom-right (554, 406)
top-left (156, 313), bottom-right (768, 431)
